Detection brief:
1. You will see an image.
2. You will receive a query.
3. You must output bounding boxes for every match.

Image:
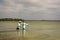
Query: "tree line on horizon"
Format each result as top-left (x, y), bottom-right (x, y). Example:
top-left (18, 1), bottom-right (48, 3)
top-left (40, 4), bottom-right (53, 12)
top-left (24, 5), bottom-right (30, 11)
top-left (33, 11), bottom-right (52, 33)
top-left (0, 18), bottom-right (24, 21)
top-left (0, 18), bottom-right (60, 21)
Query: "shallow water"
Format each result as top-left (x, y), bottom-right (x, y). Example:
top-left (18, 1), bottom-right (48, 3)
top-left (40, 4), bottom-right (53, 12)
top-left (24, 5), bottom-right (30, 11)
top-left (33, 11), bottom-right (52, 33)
top-left (0, 21), bottom-right (60, 40)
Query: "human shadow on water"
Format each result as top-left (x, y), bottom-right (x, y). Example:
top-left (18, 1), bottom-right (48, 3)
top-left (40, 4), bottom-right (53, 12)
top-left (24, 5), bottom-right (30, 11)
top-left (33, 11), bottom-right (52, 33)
top-left (0, 30), bottom-right (16, 33)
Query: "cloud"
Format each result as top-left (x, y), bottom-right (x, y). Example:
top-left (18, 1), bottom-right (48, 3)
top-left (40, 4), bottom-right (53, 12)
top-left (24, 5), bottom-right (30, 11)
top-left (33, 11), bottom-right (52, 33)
top-left (0, 0), bottom-right (5, 4)
top-left (0, 0), bottom-right (60, 20)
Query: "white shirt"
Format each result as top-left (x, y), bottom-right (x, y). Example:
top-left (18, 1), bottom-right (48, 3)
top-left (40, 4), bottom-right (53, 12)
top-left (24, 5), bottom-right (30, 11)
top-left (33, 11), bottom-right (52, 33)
top-left (22, 23), bottom-right (28, 28)
top-left (18, 23), bottom-right (21, 26)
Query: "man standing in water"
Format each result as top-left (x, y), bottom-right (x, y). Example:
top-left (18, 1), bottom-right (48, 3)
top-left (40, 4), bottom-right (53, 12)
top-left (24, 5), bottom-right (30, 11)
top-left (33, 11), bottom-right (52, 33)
top-left (16, 21), bottom-right (22, 30)
top-left (22, 21), bottom-right (28, 30)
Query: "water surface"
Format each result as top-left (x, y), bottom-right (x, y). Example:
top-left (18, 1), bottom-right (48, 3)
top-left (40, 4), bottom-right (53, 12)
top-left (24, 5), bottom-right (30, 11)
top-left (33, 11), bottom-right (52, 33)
top-left (0, 21), bottom-right (60, 40)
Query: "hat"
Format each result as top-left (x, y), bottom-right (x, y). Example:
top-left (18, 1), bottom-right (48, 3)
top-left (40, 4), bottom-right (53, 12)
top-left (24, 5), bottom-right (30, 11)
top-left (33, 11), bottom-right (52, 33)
top-left (19, 21), bottom-right (22, 22)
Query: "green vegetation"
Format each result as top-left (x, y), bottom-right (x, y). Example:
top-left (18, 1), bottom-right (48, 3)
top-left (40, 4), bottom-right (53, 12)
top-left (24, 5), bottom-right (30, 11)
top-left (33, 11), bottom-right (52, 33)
top-left (0, 18), bottom-right (24, 21)
top-left (0, 18), bottom-right (60, 22)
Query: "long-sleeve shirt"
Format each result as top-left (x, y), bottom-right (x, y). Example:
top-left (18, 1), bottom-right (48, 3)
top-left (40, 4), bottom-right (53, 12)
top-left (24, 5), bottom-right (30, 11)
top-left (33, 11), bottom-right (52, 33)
top-left (17, 23), bottom-right (22, 28)
top-left (22, 23), bottom-right (28, 28)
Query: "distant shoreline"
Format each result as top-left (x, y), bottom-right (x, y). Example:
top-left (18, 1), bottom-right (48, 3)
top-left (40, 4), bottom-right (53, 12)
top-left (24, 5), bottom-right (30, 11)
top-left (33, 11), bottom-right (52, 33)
top-left (0, 18), bottom-right (60, 21)
top-left (0, 18), bottom-right (24, 21)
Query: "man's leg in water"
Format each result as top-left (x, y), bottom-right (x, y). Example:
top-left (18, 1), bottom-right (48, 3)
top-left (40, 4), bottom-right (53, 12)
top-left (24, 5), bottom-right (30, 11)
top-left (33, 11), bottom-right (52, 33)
top-left (23, 28), bottom-right (25, 30)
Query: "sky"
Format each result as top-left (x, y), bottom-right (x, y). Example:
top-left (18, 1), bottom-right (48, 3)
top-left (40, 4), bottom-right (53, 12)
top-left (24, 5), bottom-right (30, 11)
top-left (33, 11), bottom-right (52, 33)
top-left (0, 0), bottom-right (60, 20)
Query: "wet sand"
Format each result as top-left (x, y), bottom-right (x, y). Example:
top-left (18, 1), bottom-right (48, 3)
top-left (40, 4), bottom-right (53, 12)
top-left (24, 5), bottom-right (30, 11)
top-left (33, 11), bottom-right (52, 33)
top-left (0, 21), bottom-right (60, 40)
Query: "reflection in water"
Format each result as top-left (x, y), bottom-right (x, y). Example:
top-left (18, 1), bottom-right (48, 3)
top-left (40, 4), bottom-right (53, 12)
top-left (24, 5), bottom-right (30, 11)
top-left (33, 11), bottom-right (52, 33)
top-left (22, 30), bottom-right (26, 37)
top-left (17, 30), bottom-right (26, 40)
top-left (22, 30), bottom-right (26, 40)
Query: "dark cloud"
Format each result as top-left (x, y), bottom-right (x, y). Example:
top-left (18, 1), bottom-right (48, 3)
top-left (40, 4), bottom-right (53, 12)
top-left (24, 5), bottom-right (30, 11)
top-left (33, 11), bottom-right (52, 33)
top-left (0, 0), bottom-right (4, 3)
top-left (13, 0), bottom-right (43, 8)
top-left (0, 0), bottom-right (5, 5)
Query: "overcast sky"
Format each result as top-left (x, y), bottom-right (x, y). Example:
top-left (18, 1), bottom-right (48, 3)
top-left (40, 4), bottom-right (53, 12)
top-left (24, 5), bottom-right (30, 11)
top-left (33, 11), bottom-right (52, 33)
top-left (0, 0), bottom-right (60, 20)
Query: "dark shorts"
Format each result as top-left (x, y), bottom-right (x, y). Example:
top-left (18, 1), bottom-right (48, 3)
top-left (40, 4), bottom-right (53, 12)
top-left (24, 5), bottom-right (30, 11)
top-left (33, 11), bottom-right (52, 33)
top-left (16, 27), bottom-right (19, 30)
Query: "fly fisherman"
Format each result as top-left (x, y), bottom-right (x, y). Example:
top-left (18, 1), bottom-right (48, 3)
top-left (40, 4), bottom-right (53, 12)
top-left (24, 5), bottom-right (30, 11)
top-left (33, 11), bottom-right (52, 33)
top-left (16, 21), bottom-right (22, 30)
top-left (22, 21), bottom-right (28, 30)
